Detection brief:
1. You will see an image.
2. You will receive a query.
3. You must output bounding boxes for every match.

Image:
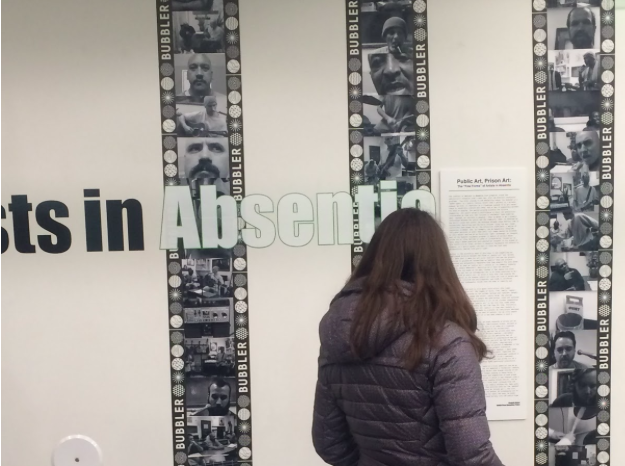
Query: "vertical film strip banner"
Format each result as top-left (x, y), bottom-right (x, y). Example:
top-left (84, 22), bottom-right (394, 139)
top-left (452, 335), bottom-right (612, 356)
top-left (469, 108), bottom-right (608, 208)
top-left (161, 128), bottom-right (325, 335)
top-left (345, 0), bottom-right (432, 268)
top-left (156, 1), bottom-right (252, 465)
top-left (531, 1), bottom-right (615, 465)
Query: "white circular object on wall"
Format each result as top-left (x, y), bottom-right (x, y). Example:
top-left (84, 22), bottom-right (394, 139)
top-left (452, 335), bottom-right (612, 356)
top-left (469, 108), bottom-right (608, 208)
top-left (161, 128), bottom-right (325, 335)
top-left (52, 436), bottom-right (103, 466)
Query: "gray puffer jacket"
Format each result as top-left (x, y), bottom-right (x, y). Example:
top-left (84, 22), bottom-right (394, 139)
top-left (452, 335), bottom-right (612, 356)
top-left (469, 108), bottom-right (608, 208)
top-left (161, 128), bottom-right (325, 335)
top-left (312, 278), bottom-right (504, 466)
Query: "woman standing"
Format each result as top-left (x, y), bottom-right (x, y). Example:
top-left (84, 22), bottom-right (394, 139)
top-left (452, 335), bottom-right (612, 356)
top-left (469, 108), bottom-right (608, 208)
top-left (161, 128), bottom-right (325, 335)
top-left (312, 208), bottom-right (504, 466)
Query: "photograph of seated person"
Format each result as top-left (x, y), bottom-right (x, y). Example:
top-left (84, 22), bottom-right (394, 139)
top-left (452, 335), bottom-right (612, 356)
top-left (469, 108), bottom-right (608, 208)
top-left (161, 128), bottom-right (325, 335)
top-left (549, 258), bottom-right (585, 291)
top-left (187, 421), bottom-right (237, 466)
top-left (549, 251), bottom-right (598, 292)
top-left (550, 209), bottom-right (599, 252)
top-left (549, 132), bottom-right (601, 203)
top-left (181, 16), bottom-right (224, 54)
top-left (178, 95), bottom-right (227, 137)
top-left (573, 171), bottom-right (599, 212)
top-left (550, 170), bottom-right (599, 215)
top-left (183, 259), bottom-right (233, 301)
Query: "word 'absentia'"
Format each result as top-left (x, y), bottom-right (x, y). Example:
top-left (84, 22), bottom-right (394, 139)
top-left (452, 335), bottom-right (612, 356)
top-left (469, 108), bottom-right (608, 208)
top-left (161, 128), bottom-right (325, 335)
top-left (160, 181), bottom-right (436, 250)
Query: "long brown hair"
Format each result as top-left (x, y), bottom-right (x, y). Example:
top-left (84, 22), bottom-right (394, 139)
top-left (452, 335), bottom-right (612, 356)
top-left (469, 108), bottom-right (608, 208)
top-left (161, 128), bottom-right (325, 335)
top-left (349, 208), bottom-right (487, 370)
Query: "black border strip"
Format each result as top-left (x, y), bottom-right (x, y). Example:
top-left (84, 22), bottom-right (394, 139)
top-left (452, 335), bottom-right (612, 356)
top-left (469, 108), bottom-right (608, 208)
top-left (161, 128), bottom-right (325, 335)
top-left (595, 2), bottom-right (615, 464)
top-left (531, 1), bottom-right (615, 465)
top-left (155, 1), bottom-right (253, 465)
top-left (346, 0), bottom-right (432, 270)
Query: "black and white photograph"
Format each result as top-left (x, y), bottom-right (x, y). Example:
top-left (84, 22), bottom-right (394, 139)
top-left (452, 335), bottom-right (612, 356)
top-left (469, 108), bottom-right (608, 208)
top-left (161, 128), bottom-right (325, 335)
top-left (185, 334), bottom-right (235, 377)
top-left (549, 330), bottom-right (597, 371)
top-left (184, 298), bottom-right (233, 332)
top-left (549, 252), bottom-right (599, 291)
top-left (178, 137), bottom-right (231, 196)
top-left (548, 444), bottom-right (597, 466)
top-left (174, 53), bottom-right (227, 106)
top-left (549, 209), bottom-right (599, 252)
top-left (363, 49), bottom-right (414, 97)
top-left (549, 167), bottom-right (600, 214)
top-left (187, 411), bottom-right (236, 442)
top-left (548, 90), bottom-right (600, 120)
top-left (173, 10), bottom-right (225, 54)
top-left (548, 406), bottom-right (598, 447)
top-left (361, 3), bottom-right (414, 48)
top-left (396, 176), bottom-right (416, 197)
top-left (187, 377), bottom-right (236, 416)
top-left (172, 0), bottom-right (223, 12)
top-left (549, 109), bottom-right (601, 134)
top-left (546, 5), bottom-right (600, 51)
top-left (363, 134), bottom-right (416, 185)
top-left (186, 376), bottom-right (237, 465)
top-left (183, 257), bottom-right (234, 301)
top-left (177, 95), bottom-right (228, 137)
top-left (362, 95), bottom-right (416, 135)
top-left (547, 50), bottom-right (600, 91)
top-left (186, 417), bottom-right (237, 466)
top-left (549, 130), bottom-right (601, 175)
top-left (547, 0), bottom-right (601, 7)
top-left (548, 291), bottom-right (598, 334)
top-left (549, 365), bottom-right (598, 412)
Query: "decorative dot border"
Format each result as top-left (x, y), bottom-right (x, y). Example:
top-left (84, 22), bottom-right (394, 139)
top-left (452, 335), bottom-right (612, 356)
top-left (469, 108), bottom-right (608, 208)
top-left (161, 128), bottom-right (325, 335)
top-left (531, 3), bottom-right (616, 463)
top-left (156, 0), bottom-right (252, 462)
top-left (346, 0), bottom-right (432, 269)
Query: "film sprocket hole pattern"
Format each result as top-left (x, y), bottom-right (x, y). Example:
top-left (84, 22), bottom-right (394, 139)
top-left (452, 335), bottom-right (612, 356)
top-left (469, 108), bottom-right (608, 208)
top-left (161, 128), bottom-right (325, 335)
top-left (346, 0), bottom-right (432, 270)
top-left (157, 0), bottom-right (252, 464)
top-left (531, 1), bottom-right (615, 465)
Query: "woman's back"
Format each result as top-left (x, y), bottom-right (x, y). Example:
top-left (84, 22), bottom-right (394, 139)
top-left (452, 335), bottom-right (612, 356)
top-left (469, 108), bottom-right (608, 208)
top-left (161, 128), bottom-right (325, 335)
top-left (312, 209), bottom-right (504, 466)
top-left (313, 278), bottom-right (502, 466)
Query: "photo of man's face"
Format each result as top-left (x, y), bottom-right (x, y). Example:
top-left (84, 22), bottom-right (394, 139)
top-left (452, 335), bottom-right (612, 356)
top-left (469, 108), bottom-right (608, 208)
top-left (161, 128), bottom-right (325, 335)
top-left (575, 131), bottom-right (600, 170)
top-left (208, 383), bottom-right (230, 410)
top-left (187, 54), bottom-right (214, 96)
top-left (554, 337), bottom-right (576, 368)
top-left (567, 7), bottom-right (596, 49)
top-left (368, 53), bottom-right (414, 96)
top-left (183, 138), bottom-right (229, 184)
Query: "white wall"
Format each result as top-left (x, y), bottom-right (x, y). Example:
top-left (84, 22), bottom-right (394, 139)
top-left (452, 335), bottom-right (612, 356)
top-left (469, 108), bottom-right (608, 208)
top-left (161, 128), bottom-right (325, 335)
top-left (1, 1), bottom-right (623, 466)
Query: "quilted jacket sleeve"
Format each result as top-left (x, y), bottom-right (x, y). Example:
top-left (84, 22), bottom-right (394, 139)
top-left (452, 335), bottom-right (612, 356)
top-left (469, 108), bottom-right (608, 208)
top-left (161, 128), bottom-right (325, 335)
top-left (431, 335), bottom-right (504, 466)
top-left (312, 368), bottom-right (359, 466)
